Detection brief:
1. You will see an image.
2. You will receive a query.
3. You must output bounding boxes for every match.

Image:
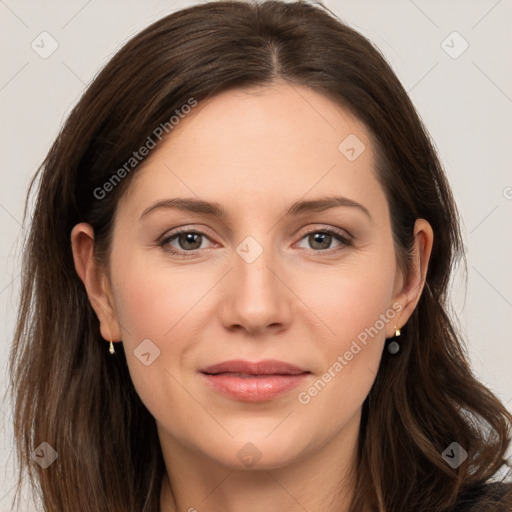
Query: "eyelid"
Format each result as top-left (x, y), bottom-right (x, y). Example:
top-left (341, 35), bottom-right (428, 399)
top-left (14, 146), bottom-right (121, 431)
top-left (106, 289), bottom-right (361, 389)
top-left (295, 224), bottom-right (353, 242)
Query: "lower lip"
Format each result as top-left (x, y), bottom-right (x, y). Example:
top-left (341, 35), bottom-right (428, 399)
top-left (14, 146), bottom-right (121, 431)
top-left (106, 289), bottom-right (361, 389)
top-left (200, 372), bottom-right (310, 402)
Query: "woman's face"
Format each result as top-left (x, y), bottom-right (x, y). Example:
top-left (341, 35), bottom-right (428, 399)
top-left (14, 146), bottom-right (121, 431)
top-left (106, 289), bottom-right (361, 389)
top-left (75, 83), bottom-right (430, 472)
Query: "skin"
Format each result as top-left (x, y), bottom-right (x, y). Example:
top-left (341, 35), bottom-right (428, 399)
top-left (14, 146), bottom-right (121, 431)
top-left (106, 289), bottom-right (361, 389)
top-left (71, 82), bottom-right (433, 512)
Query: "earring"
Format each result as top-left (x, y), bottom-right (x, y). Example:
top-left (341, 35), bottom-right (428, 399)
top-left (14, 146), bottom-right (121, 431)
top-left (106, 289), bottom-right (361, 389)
top-left (386, 326), bottom-right (401, 355)
top-left (109, 340), bottom-right (115, 355)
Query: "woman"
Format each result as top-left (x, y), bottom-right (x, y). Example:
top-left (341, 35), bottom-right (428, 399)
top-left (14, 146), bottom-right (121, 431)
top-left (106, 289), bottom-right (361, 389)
top-left (8, 1), bottom-right (511, 511)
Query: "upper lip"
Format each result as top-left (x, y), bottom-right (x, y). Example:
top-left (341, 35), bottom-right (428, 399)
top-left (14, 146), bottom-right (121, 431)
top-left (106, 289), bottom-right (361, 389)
top-left (200, 359), bottom-right (310, 376)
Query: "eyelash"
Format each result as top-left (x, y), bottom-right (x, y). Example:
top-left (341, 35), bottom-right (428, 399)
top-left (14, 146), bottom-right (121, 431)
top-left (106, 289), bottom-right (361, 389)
top-left (158, 226), bottom-right (353, 258)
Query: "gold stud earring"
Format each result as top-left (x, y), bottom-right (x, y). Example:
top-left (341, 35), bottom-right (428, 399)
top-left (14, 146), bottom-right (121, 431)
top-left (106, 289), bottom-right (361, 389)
top-left (109, 340), bottom-right (115, 355)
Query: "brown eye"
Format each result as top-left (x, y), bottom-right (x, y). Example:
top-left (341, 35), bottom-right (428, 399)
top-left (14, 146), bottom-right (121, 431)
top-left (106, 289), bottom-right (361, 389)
top-left (297, 228), bottom-right (353, 253)
top-left (159, 229), bottom-right (213, 256)
top-left (307, 232), bottom-right (333, 250)
top-left (174, 232), bottom-right (203, 250)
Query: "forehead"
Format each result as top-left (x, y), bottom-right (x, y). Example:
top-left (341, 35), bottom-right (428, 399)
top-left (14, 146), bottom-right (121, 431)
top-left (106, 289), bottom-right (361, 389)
top-left (119, 83), bottom-right (386, 221)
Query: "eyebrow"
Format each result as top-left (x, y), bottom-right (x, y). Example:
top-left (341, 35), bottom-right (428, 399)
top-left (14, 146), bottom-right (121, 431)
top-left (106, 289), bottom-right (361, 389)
top-left (139, 196), bottom-right (373, 222)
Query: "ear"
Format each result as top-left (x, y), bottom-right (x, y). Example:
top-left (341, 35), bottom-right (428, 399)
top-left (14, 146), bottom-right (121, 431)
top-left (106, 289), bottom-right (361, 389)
top-left (388, 218), bottom-right (434, 336)
top-left (70, 223), bottom-right (122, 343)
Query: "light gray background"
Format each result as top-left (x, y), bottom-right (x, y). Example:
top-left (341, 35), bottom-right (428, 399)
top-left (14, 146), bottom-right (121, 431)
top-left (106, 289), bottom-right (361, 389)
top-left (1, 0), bottom-right (511, 509)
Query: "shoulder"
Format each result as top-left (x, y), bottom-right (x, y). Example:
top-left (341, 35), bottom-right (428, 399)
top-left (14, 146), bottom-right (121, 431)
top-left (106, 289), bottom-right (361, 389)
top-left (452, 482), bottom-right (512, 511)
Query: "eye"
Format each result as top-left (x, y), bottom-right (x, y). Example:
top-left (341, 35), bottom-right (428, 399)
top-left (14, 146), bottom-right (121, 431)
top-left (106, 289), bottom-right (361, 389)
top-left (296, 228), bottom-right (353, 253)
top-left (159, 229), bottom-right (213, 256)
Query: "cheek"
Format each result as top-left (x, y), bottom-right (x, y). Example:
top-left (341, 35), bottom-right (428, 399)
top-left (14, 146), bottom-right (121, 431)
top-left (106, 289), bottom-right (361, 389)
top-left (109, 256), bottom-right (207, 419)
top-left (110, 251), bottom-right (207, 343)
top-left (299, 249), bottom-right (397, 413)
top-left (316, 250), bottom-right (397, 346)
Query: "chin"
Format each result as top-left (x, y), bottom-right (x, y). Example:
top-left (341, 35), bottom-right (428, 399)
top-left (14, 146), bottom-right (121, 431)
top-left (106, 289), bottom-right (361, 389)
top-left (202, 434), bottom-right (311, 471)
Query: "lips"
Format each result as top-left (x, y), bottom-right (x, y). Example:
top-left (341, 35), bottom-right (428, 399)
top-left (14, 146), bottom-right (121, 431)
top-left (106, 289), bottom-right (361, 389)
top-left (201, 359), bottom-right (309, 376)
top-left (200, 359), bottom-right (311, 402)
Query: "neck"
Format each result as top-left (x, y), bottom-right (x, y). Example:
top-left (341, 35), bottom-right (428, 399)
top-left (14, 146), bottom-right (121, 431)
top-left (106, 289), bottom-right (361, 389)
top-left (159, 411), bottom-right (362, 512)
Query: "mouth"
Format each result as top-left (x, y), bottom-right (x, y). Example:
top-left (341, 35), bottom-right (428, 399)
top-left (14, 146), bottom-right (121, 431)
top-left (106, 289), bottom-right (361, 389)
top-left (199, 359), bottom-right (311, 402)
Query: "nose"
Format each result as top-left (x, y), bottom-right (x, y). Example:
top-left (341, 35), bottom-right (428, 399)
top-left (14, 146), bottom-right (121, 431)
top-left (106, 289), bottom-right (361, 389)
top-left (218, 238), bottom-right (293, 336)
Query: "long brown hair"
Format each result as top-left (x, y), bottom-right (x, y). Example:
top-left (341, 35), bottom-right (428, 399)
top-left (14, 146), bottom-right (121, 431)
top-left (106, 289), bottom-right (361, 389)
top-left (7, 1), bottom-right (511, 510)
